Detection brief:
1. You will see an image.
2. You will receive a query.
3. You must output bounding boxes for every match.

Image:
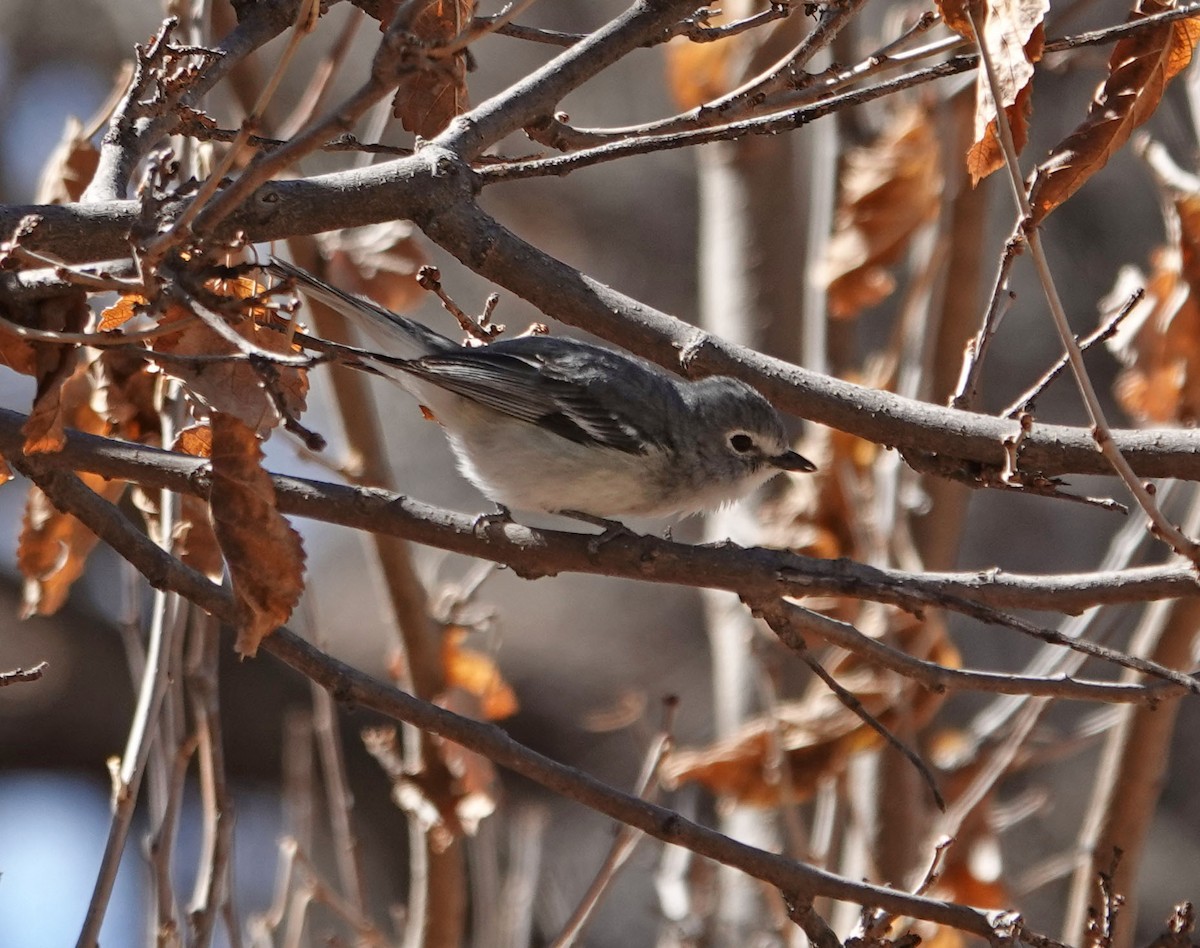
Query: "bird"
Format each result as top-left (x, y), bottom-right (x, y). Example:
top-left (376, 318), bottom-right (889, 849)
top-left (268, 256), bottom-right (815, 522)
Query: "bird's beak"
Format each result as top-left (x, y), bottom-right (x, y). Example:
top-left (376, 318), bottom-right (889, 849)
top-left (770, 450), bottom-right (817, 473)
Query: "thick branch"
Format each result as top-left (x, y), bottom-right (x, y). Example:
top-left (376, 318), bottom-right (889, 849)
top-left (16, 454), bottom-right (1000, 938)
top-left (4, 407), bottom-right (1200, 626)
top-left (437, 0), bottom-right (700, 158)
top-left (10, 155), bottom-right (1200, 482)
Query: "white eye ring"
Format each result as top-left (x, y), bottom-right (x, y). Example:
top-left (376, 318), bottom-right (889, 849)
top-left (729, 433), bottom-right (755, 453)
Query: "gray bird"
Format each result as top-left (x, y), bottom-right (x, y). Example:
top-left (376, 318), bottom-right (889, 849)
top-left (269, 257), bottom-right (815, 520)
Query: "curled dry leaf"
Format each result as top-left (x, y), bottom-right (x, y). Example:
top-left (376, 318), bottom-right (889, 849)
top-left (151, 278), bottom-right (308, 435)
top-left (209, 412), bottom-right (306, 656)
top-left (1106, 193), bottom-right (1200, 423)
top-left (664, 614), bottom-right (953, 806)
top-left (17, 351), bottom-right (153, 615)
top-left (324, 221), bottom-right (426, 314)
top-left (392, 0), bottom-right (474, 138)
top-left (1029, 0), bottom-right (1200, 223)
top-left (440, 626), bottom-right (518, 721)
top-left (19, 476), bottom-right (127, 617)
top-left (938, 0), bottom-right (1047, 183)
top-left (821, 104), bottom-right (943, 318)
top-left (97, 293), bottom-right (148, 331)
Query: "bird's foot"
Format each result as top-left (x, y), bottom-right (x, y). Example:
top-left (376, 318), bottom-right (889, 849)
top-left (472, 504), bottom-right (513, 537)
top-left (557, 509), bottom-right (636, 554)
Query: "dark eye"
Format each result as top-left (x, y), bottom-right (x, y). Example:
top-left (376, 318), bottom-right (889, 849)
top-left (729, 433), bottom-right (754, 453)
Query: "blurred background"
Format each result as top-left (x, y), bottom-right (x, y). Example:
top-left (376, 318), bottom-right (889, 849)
top-left (3, 0), bottom-right (1200, 945)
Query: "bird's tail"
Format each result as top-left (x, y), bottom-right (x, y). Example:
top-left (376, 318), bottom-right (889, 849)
top-left (266, 256), bottom-right (454, 360)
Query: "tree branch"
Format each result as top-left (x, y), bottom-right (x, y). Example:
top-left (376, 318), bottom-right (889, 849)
top-left (3, 407), bottom-right (1200, 695)
top-left (12, 451), bottom-right (1004, 939)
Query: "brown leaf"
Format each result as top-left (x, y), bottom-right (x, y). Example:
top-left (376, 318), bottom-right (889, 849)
top-left (441, 627), bottom-right (518, 721)
top-left (18, 475), bottom-right (126, 617)
top-left (1030, 0), bottom-right (1200, 222)
top-left (151, 285), bottom-right (308, 435)
top-left (936, 0), bottom-right (978, 41)
top-left (17, 349), bottom-right (161, 614)
top-left (325, 221), bottom-right (427, 313)
top-left (1106, 195), bottom-right (1200, 423)
top-left (35, 115), bottom-right (99, 205)
top-left (665, 28), bottom-right (736, 110)
top-left (664, 616), bottom-right (949, 806)
top-left (209, 412), bottom-right (306, 656)
top-left (963, 0), bottom-right (1048, 184)
top-left (20, 292), bottom-right (90, 454)
top-left (392, 0), bottom-right (473, 138)
top-left (822, 105), bottom-right (943, 318)
top-left (173, 424), bottom-right (221, 578)
top-left (175, 423), bottom-right (213, 458)
top-left (97, 294), bottom-right (148, 331)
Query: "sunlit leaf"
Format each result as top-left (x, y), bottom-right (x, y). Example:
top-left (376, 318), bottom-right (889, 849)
top-left (945, 0), bottom-right (1048, 183)
top-left (1030, 0), bottom-right (1200, 222)
top-left (209, 412), bottom-right (306, 656)
top-left (392, 0), bottom-right (474, 138)
top-left (151, 281), bottom-right (308, 435)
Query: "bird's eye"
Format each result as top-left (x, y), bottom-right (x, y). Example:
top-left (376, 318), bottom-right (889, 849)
top-left (729, 433), bottom-right (755, 453)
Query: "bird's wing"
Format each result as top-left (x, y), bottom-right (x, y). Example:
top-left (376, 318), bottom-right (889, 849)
top-left (399, 348), bottom-right (658, 454)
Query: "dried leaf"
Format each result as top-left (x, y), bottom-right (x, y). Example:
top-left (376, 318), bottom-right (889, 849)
top-left (325, 221), bottom-right (427, 313)
top-left (209, 412), bottom-right (306, 656)
top-left (822, 105), bottom-right (943, 318)
top-left (1030, 0), bottom-right (1200, 222)
top-left (957, 0), bottom-right (1048, 183)
top-left (35, 115), bottom-right (99, 205)
top-left (665, 28), bottom-right (736, 110)
top-left (1105, 193), bottom-right (1200, 423)
top-left (18, 349), bottom-right (160, 614)
top-left (392, 0), bottom-right (473, 138)
top-left (98, 294), bottom-right (148, 331)
top-left (175, 423), bottom-right (213, 458)
top-left (20, 292), bottom-right (90, 454)
top-left (664, 615), bottom-right (950, 806)
top-left (173, 424), bottom-right (220, 578)
top-left (441, 627), bottom-right (518, 721)
top-left (151, 284), bottom-right (308, 435)
top-left (18, 475), bottom-right (126, 617)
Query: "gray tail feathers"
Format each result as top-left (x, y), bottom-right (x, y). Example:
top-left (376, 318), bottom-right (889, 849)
top-left (266, 256), bottom-right (454, 359)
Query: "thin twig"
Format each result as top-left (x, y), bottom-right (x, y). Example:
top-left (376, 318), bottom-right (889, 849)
top-left (14, 461), bottom-right (1004, 938)
top-left (8, 408), bottom-right (1200, 627)
top-left (1002, 292), bottom-right (1140, 419)
top-left (968, 3), bottom-right (1200, 568)
top-left (786, 631), bottom-right (945, 811)
top-left (548, 700), bottom-right (677, 947)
